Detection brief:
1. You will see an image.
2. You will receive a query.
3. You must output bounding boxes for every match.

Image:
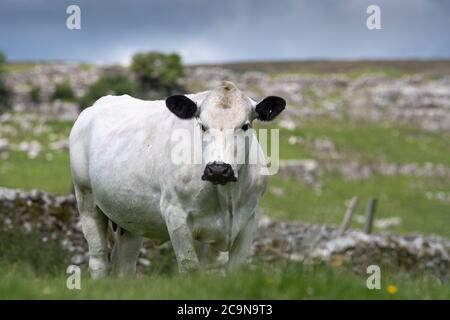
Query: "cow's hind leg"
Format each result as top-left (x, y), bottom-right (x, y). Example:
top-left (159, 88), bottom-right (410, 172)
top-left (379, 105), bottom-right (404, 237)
top-left (74, 185), bottom-right (110, 278)
top-left (111, 230), bottom-right (143, 277)
top-left (194, 241), bottom-right (220, 268)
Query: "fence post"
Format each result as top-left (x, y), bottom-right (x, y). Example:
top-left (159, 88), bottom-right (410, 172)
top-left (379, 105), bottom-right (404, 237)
top-left (338, 196), bottom-right (358, 236)
top-left (364, 198), bottom-right (378, 234)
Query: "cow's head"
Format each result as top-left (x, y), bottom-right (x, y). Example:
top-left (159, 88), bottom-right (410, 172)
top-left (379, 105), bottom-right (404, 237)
top-left (166, 81), bottom-right (285, 185)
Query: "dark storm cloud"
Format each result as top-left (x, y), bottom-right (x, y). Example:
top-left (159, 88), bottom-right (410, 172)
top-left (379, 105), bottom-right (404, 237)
top-left (0, 0), bottom-right (449, 63)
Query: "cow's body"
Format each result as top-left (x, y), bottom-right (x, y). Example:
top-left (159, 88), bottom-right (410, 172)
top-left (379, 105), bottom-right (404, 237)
top-left (70, 82), bottom-right (285, 277)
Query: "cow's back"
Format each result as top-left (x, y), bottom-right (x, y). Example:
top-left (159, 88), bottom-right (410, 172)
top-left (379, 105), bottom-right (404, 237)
top-left (70, 95), bottom-right (168, 186)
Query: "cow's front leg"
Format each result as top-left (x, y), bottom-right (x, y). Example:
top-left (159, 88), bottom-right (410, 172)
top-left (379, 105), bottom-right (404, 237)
top-left (228, 212), bottom-right (257, 270)
top-left (163, 204), bottom-right (200, 273)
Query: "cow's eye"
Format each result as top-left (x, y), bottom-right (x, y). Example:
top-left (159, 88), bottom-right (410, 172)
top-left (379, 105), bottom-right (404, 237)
top-left (242, 124), bottom-right (250, 131)
top-left (200, 124), bottom-right (207, 132)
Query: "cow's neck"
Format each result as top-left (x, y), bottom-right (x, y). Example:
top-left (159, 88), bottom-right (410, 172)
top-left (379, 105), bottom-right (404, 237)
top-left (216, 183), bottom-right (234, 251)
top-left (215, 163), bottom-right (251, 250)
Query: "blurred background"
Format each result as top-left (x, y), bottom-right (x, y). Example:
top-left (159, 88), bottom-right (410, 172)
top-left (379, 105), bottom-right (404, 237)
top-left (0, 0), bottom-right (449, 299)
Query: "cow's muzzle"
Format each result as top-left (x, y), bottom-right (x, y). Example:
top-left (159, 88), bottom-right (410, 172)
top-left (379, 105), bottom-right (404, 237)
top-left (201, 161), bottom-right (237, 185)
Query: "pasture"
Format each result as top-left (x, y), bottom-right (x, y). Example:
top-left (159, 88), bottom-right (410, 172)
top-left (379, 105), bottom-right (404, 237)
top-left (0, 104), bottom-right (449, 299)
top-left (1, 113), bottom-right (449, 236)
top-left (0, 62), bottom-right (450, 299)
top-left (0, 226), bottom-right (447, 300)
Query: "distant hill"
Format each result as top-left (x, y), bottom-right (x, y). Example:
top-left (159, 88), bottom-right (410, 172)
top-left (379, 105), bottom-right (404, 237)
top-left (189, 59), bottom-right (450, 76)
top-left (6, 59), bottom-right (450, 76)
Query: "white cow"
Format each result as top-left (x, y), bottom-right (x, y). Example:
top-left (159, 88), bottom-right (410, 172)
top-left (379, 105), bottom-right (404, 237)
top-left (69, 81), bottom-right (285, 277)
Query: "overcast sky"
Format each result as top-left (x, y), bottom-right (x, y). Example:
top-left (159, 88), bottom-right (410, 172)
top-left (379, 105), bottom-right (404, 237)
top-left (0, 0), bottom-right (449, 64)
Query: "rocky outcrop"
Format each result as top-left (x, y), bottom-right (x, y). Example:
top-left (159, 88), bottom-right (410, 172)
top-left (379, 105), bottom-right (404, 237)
top-left (3, 64), bottom-right (126, 120)
top-left (255, 217), bottom-right (449, 280)
top-left (346, 75), bottom-right (450, 132)
top-left (0, 113), bottom-right (70, 161)
top-left (325, 161), bottom-right (450, 182)
top-left (1, 187), bottom-right (448, 279)
top-left (4, 63), bottom-right (450, 131)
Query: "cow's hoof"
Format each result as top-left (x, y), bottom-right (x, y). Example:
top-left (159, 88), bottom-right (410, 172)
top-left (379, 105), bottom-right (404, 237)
top-left (89, 256), bottom-right (110, 279)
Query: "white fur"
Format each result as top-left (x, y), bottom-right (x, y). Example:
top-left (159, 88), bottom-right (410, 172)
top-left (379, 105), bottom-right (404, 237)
top-left (70, 84), bottom-right (271, 277)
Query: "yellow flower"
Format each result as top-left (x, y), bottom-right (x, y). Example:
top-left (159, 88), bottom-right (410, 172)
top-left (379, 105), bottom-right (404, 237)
top-left (387, 285), bottom-right (398, 294)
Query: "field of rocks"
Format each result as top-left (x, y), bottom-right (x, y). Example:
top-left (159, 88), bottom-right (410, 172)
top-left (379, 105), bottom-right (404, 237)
top-left (0, 61), bottom-right (449, 298)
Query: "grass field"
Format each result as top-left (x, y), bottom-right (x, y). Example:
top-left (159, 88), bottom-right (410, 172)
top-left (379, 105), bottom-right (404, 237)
top-left (0, 103), bottom-right (449, 298)
top-left (1, 114), bottom-right (449, 236)
top-left (2, 264), bottom-right (448, 299)
top-left (0, 230), bottom-right (447, 300)
top-left (189, 60), bottom-right (450, 77)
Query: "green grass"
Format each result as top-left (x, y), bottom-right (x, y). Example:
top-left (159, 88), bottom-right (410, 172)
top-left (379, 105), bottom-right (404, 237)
top-left (262, 174), bottom-right (450, 237)
top-left (0, 116), bottom-right (72, 147)
top-left (190, 60), bottom-right (450, 77)
top-left (2, 226), bottom-right (449, 299)
top-left (275, 116), bottom-right (450, 165)
top-left (3, 62), bottom-right (93, 74)
top-left (1, 114), bottom-right (450, 235)
top-left (345, 67), bottom-right (410, 79)
top-left (1, 112), bottom-right (449, 299)
top-left (0, 229), bottom-right (70, 276)
top-left (270, 68), bottom-right (411, 80)
top-left (0, 151), bottom-right (71, 194)
top-left (1, 225), bottom-right (447, 299)
top-left (0, 262), bottom-right (447, 299)
top-left (0, 116), bottom-right (72, 194)
top-left (255, 116), bottom-right (450, 237)
top-left (3, 62), bottom-right (38, 73)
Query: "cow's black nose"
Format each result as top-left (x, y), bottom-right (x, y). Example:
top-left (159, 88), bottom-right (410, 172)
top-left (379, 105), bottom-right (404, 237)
top-left (201, 162), bottom-right (237, 185)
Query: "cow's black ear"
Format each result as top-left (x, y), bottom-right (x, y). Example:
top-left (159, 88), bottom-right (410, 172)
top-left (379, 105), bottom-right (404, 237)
top-left (255, 96), bottom-right (286, 121)
top-left (166, 95), bottom-right (198, 119)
